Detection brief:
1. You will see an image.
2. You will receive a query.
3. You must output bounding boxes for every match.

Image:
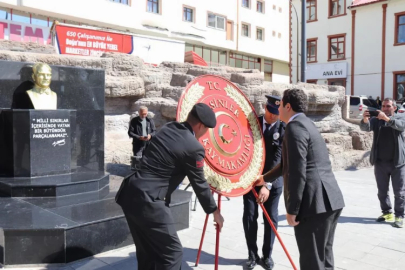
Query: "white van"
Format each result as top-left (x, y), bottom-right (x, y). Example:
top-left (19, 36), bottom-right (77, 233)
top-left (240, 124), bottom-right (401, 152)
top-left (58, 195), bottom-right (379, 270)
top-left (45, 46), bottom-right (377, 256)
top-left (349, 95), bottom-right (379, 119)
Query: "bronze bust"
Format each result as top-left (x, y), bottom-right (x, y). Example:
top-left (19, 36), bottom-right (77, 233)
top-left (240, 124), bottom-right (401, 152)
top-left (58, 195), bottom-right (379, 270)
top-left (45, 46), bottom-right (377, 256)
top-left (26, 63), bottom-right (57, 110)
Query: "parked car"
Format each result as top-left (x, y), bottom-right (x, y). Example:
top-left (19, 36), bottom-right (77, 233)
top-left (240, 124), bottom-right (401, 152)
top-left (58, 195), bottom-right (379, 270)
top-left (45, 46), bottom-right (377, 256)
top-left (349, 95), bottom-right (379, 119)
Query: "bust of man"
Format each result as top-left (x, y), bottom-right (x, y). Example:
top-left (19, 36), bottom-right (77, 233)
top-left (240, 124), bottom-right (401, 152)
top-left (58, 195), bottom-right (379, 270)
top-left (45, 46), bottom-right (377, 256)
top-left (26, 63), bottom-right (57, 110)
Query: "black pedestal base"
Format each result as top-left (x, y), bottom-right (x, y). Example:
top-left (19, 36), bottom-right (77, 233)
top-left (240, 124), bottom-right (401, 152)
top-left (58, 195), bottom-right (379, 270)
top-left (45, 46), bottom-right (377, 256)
top-left (0, 172), bottom-right (109, 197)
top-left (0, 188), bottom-right (192, 266)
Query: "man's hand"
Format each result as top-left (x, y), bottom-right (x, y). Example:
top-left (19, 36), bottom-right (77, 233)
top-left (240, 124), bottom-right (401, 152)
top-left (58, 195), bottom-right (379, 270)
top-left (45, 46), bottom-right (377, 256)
top-left (363, 110), bottom-right (370, 123)
top-left (147, 134), bottom-right (152, 140)
top-left (377, 110), bottom-right (390, 122)
top-left (256, 186), bottom-right (270, 204)
top-left (256, 175), bottom-right (265, 186)
top-left (213, 209), bottom-right (224, 232)
top-left (286, 213), bottom-right (299, 226)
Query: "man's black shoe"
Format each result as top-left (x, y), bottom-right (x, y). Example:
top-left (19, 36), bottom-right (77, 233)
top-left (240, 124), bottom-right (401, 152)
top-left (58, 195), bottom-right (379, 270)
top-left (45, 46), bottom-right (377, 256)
top-left (261, 257), bottom-right (274, 270)
top-left (246, 256), bottom-right (260, 269)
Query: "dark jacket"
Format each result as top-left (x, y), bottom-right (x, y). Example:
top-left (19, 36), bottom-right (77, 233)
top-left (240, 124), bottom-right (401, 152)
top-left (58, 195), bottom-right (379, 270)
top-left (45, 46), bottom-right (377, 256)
top-left (360, 113), bottom-right (405, 167)
top-left (128, 116), bottom-right (156, 146)
top-left (259, 116), bottom-right (285, 189)
top-left (116, 121), bottom-right (217, 222)
top-left (263, 114), bottom-right (345, 220)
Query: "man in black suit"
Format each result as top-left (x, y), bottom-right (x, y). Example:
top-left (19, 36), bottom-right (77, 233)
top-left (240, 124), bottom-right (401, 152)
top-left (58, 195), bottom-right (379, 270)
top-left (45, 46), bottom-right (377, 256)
top-left (243, 95), bottom-right (285, 270)
top-left (116, 103), bottom-right (224, 270)
top-left (257, 89), bottom-right (345, 270)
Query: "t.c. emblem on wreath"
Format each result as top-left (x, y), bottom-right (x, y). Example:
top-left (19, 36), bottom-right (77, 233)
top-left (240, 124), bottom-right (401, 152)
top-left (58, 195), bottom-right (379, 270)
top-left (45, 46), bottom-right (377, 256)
top-left (176, 75), bottom-right (265, 197)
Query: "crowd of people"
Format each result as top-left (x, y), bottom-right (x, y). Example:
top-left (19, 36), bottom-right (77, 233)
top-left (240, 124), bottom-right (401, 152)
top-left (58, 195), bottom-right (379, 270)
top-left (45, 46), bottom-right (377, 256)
top-left (117, 89), bottom-right (404, 270)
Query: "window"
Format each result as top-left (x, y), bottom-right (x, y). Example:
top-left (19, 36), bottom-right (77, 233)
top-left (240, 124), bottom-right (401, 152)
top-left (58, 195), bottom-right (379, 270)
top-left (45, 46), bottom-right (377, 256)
top-left (242, 24), bottom-right (250, 37)
top-left (257, 1), bottom-right (265, 13)
top-left (185, 44), bottom-right (227, 66)
top-left (329, 0), bottom-right (346, 17)
top-left (208, 13), bottom-right (226, 30)
top-left (31, 14), bottom-right (50, 27)
top-left (256, 28), bottom-right (264, 41)
top-left (110, 0), bottom-right (129, 5)
top-left (147, 0), bottom-right (159, 14)
top-left (264, 59), bottom-right (273, 81)
top-left (328, 79), bottom-right (346, 87)
top-left (307, 80), bottom-right (318, 84)
top-left (183, 6), bottom-right (194, 23)
top-left (394, 72), bottom-right (405, 100)
top-left (307, 38), bottom-right (317, 63)
top-left (328, 34), bottom-right (346, 60)
top-left (350, 97), bottom-right (360, 105)
top-left (395, 12), bottom-right (405, 45)
top-left (242, 0), bottom-right (250, 8)
top-left (307, 0), bottom-right (317, 22)
top-left (229, 53), bottom-right (261, 70)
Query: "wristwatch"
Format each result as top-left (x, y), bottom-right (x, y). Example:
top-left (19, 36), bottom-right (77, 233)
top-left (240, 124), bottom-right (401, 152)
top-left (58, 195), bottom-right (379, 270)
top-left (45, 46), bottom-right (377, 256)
top-left (264, 182), bottom-right (272, 191)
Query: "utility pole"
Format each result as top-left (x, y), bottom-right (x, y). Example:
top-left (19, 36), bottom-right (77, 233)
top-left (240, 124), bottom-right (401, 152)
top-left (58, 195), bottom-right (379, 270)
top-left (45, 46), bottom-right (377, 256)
top-left (301, 0), bottom-right (306, 82)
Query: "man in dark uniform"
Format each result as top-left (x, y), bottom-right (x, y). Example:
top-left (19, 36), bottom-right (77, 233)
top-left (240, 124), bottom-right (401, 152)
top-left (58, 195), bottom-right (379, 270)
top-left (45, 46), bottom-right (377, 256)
top-left (243, 95), bottom-right (285, 270)
top-left (116, 103), bottom-right (224, 270)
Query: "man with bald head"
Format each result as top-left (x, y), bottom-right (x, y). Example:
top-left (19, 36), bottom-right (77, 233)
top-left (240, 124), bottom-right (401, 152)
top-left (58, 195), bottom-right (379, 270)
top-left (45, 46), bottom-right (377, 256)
top-left (128, 106), bottom-right (156, 159)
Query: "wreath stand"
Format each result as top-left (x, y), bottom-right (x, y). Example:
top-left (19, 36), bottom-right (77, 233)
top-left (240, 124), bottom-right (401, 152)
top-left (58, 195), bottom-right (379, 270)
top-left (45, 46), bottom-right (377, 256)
top-left (194, 186), bottom-right (298, 270)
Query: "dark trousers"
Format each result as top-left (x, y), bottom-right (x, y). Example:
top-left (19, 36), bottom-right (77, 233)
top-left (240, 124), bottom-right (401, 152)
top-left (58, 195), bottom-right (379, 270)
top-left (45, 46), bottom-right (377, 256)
top-left (132, 141), bottom-right (146, 157)
top-left (374, 161), bottom-right (405, 218)
top-left (294, 209), bottom-right (342, 270)
top-left (242, 186), bottom-right (282, 259)
top-left (123, 209), bottom-right (183, 270)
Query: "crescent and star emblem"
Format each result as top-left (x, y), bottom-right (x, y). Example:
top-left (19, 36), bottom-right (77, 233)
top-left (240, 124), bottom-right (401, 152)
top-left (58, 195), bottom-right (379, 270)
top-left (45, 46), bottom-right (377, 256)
top-left (218, 124), bottom-right (237, 144)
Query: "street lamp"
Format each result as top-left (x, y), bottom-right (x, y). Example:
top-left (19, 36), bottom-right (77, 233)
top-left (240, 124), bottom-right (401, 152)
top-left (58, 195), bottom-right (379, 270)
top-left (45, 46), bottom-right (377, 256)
top-left (301, 0), bottom-right (306, 82)
top-left (291, 1), bottom-right (299, 82)
top-left (290, 0), bottom-right (307, 83)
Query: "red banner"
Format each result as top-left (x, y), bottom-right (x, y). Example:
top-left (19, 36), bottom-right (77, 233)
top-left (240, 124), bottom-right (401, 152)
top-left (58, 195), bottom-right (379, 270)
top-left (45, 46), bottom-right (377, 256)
top-left (55, 25), bottom-right (133, 57)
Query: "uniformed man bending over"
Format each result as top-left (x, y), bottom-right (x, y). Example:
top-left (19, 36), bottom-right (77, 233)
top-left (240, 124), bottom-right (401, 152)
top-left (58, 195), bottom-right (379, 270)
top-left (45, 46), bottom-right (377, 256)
top-left (116, 103), bottom-right (224, 270)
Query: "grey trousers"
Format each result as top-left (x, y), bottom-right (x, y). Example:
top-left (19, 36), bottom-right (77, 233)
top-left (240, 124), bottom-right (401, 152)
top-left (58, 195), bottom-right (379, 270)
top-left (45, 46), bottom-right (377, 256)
top-left (374, 161), bottom-right (405, 218)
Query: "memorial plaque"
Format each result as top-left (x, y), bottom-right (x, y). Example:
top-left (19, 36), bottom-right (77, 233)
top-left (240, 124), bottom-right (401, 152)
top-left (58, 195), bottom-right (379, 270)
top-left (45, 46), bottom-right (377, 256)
top-left (176, 75), bottom-right (265, 197)
top-left (1, 110), bottom-right (75, 177)
top-left (30, 110), bottom-right (72, 176)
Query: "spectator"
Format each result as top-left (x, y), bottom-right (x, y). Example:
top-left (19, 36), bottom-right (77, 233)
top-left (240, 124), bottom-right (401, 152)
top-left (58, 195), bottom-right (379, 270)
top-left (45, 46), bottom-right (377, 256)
top-left (128, 106), bottom-right (156, 159)
top-left (360, 98), bottom-right (405, 228)
top-left (376, 96), bottom-right (382, 109)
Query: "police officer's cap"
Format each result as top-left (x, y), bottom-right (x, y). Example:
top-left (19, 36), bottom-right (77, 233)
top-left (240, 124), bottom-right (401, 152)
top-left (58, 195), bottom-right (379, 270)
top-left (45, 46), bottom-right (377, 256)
top-left (265, 95), bottom-right (282, 115)
top-left (190, 103), bottom-right (217, 128)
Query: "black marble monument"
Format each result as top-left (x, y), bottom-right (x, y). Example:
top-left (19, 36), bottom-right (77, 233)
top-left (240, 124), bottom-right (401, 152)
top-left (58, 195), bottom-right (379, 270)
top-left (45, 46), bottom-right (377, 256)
top-left (0, 60), bottom-right (192, 266)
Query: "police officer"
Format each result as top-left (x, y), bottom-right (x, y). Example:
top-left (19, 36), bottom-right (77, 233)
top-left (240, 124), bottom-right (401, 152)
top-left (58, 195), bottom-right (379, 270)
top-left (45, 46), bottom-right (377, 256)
top-left (116, 103), bottom-right (224, 270)
top-left (243, 95), bottom-right (285, 270)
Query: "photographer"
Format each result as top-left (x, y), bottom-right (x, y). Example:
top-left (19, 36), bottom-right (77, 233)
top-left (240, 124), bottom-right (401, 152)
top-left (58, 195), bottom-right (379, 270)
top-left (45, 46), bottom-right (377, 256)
top-left (360, 98), bottom-right (405, 228)
top-left (128, 106), bottom-right (156, 158)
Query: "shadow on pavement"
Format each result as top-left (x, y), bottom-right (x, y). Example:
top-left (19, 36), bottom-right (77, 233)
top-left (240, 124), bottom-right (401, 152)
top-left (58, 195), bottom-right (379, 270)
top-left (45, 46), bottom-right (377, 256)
top-left (338, 215), bottom-right (385, 225)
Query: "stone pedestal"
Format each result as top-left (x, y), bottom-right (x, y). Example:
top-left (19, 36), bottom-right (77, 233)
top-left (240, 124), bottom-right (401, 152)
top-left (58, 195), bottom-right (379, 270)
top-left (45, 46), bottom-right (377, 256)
top-left (0, 109), bottom-right (76, 177)
top-left (0, 60), bottom-right (192, 267)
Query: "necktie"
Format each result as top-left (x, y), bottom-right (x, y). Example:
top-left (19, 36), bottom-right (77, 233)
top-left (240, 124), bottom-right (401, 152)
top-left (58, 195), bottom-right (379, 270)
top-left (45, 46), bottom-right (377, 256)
top-left (264, 123), bottom-right (271, 136)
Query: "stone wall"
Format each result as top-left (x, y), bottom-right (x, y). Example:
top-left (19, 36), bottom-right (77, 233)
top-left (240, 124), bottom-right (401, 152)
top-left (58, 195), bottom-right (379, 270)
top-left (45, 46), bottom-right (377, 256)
top-left (0, 41), bottom-right (372, 171)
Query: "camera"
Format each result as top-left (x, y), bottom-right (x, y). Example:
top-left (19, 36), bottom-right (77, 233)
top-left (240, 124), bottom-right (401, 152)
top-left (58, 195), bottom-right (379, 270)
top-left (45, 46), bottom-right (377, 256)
top-left (368, 111), bottom-right (379, 117)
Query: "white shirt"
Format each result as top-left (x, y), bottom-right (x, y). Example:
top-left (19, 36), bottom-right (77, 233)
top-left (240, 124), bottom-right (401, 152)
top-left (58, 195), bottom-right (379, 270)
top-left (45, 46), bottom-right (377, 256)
top-left (263, 118), bottom-right (276, 133)
top-left (288, 113), bottom-right (304, 123)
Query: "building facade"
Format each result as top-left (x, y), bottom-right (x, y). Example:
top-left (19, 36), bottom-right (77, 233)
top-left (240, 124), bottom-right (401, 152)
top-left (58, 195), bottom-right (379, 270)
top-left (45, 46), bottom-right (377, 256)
top-left (0, 0), bottom-right (290, 83)
top-left (291, 0), bottom-right (405, 100)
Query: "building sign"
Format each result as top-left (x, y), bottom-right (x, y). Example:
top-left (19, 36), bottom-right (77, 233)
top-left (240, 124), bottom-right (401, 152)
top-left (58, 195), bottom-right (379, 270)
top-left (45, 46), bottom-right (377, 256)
top-left (0, 19), bottom-right (51, 44)
top-left (54, 24), bottom-right (133, 57)
top-left (306, 62), bottom-right (348, 80)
